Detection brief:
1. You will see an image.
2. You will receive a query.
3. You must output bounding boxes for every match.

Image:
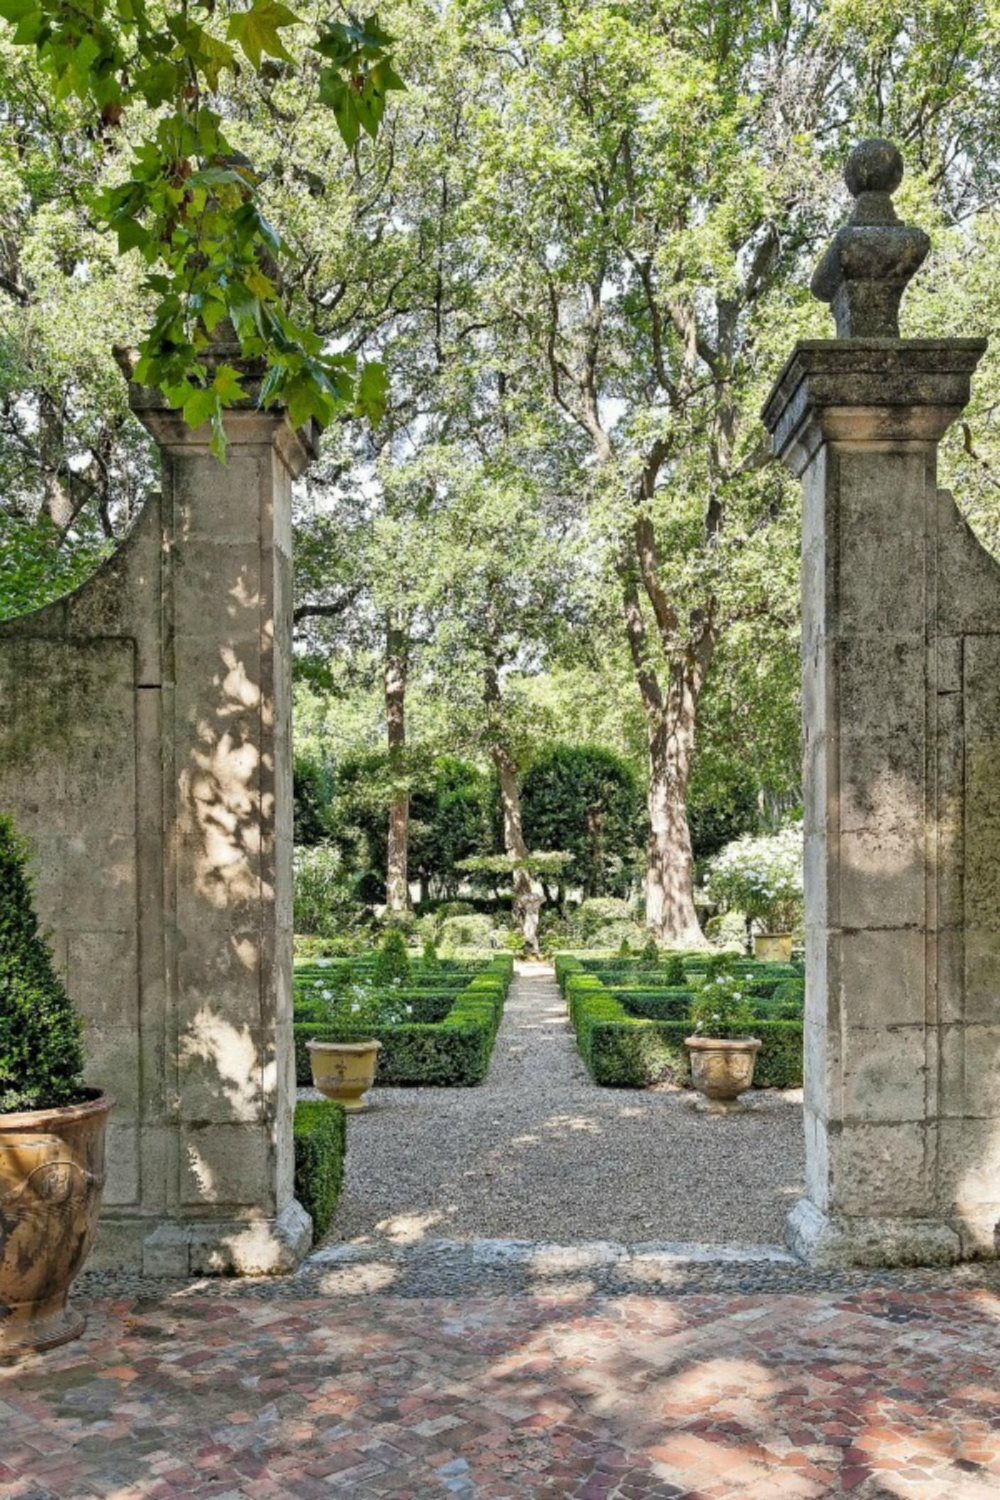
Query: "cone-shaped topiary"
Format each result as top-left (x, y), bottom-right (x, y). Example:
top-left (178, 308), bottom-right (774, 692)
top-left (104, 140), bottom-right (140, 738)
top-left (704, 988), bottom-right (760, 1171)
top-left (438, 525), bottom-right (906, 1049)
top-left (0, 813), bottom-right (85, 1112)
top-left (371, 929), bottom-right (411, 987)
top-left (420, 939), bottom-right (441, 973)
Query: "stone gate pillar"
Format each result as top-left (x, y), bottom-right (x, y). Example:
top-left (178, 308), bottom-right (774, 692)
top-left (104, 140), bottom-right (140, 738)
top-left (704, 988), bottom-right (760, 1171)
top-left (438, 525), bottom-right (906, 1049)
top-left (763, 140), bottom-right (1000, 1266)
top-left (0, 343), bottom-right (316, 1273)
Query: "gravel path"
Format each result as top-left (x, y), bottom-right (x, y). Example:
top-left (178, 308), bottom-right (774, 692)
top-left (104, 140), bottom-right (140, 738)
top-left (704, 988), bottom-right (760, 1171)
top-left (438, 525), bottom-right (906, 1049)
top-left (310, 961), bottom-right (805, 1250)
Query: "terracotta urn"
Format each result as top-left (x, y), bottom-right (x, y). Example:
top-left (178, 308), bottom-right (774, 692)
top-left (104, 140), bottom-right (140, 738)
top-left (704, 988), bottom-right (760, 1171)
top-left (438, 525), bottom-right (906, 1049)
top-left (307, 1038), bottom-right (381, 1111)
top-left (753, 932), bottom-right (793, 962)
top-left (685, 1036), bottom-right (761, 1113)
top-left (0, 1089), bottom-right (114, 1356)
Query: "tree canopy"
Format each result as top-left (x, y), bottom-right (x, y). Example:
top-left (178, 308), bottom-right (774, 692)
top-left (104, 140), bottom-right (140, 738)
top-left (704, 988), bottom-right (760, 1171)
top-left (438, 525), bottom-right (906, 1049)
top-left (6, 0), bottom-right (1000, 938)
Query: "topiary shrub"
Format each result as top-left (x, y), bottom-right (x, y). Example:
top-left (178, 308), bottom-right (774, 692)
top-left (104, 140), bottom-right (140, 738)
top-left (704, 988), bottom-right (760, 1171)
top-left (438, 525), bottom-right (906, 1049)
top-left (421, 939), bottom-right (441, 973)
top-left (568, 897), bottom-right (632, 942)
top-left (0, 814), bottom-right (86, 1112)
top-left (293, 1100), bottom-right (347, 1241)
top-left (663, 954), bottom-right (685, 987)
top-left (438, 913), bottom-right (496, 951)
top-left (436, 899), bottom-right (475, 919)
top-left (638, 936), bottom-right (660, 966)
top-left (372, 929), bottom-right (412, 987)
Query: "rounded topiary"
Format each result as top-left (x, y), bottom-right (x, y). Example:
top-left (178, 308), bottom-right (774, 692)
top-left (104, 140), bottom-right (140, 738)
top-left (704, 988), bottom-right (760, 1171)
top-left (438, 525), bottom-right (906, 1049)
top-left (371, 929), bottom-right (412, 987)
top-left (0, 814), bottom-right (85, 1112)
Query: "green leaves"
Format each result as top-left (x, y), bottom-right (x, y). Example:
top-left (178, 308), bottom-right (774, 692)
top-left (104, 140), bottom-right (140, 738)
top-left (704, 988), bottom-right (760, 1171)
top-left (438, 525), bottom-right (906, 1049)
top-left (227, 0), bottom-right (297, 69)
top-left (315, 13), bottom-right (406, 149)
top-left (0, 0), bottom-right (405, 454)
top-left (354, 360), bottom-right (388, 423)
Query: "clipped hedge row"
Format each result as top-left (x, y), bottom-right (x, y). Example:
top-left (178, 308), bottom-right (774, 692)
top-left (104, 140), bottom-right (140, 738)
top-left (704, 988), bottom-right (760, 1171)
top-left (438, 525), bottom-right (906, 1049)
top-left (294, 955), bottom-right (514, 1088)
top-left (557, 957), bottom-right (803, 1090)
top-left (611, 988), bottom-right (696, 1021)
top-left (293, 1100), bottom-right (347, 1241)
top-left (293, 990), bottom-right (455, 1025)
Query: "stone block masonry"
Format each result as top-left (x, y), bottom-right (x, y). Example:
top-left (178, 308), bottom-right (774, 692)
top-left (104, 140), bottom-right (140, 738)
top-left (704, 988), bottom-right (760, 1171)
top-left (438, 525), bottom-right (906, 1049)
top-left (763, 139), bottom-right (1000, 1265)
top-left (0, 348), bottom-right (317, 1274)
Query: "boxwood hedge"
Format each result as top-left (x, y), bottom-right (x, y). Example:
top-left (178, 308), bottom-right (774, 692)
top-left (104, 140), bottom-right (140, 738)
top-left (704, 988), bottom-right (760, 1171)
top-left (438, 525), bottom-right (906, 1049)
top-left (555, 956), bottom-right (803, 1090)
top-left (293, 1100), bottom-right (346, 1241)
top-left (294, 954), bottom-right (513, 1088)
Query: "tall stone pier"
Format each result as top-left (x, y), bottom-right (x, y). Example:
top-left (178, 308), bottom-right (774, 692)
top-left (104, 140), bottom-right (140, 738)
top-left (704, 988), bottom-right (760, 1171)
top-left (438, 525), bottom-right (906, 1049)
top-left (764, 140), bottom-right (1000, 1265)
top-left (0, 356), bottom-right (315, 1273)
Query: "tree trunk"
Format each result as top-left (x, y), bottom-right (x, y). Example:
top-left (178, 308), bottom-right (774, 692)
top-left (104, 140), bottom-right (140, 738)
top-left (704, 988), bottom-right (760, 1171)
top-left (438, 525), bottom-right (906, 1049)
top-left (645, 707), bottom-right (704, 947)
top-left (385, 621), bottom-right (409, 916)
top-left (485, 661), bottom-right (541, 954)
top-left (621, 555), bottom-right (713, 949)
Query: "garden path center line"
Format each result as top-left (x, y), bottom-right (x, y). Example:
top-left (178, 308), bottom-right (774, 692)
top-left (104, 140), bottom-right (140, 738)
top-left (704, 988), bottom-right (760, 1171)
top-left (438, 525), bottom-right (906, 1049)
top-left (312, 961), bottom-right (805, 1250)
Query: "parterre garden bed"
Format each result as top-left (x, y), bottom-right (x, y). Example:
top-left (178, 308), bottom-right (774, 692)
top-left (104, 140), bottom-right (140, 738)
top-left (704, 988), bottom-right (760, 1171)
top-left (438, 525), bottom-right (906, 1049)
top-left (556, 953), bottom-right (804, 1090)
top-left (293, 953), bottom-right (514, 1087)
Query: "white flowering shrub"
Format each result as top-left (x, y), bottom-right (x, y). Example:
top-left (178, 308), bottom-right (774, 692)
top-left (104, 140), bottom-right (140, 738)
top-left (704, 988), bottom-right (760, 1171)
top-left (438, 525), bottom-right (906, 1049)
top-left (704, 825), bottom-right (803, 933)
top-left (689, 973), bottom-right (757, 1039)
top-left (297, 968), bottom-right (416, 1032)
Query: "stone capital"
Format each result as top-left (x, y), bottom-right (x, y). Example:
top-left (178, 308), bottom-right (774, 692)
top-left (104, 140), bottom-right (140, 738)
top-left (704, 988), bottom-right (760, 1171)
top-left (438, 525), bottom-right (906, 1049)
top-left (114, 346), bottom-right (320, 479)
top-left (762, 338), bottom-right (987, 476)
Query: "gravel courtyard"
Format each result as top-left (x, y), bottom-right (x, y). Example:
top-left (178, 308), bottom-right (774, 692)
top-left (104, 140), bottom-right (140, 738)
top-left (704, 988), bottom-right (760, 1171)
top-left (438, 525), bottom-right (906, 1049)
top-left (307, 961), bottom-right (805, 1250)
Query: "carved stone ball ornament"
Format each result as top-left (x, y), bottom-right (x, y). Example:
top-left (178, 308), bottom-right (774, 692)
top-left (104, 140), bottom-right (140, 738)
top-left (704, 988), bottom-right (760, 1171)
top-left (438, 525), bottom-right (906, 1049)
top-left (811, 138), bottom-right (930, 338)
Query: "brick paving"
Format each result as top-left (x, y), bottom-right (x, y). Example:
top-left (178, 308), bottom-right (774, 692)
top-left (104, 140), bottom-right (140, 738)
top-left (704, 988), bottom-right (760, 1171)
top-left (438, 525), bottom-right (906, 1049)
top-left (3, 1266), bottom-right (1000, 1498)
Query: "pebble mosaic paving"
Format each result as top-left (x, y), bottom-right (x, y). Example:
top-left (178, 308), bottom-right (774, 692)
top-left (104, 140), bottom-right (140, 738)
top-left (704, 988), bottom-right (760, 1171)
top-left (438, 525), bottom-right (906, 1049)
top-left (3, 1267), bottom-right (1000, 1498)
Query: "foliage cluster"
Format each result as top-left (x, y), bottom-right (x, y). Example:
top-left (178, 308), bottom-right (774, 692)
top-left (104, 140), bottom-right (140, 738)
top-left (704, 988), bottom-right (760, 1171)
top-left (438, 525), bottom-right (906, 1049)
top-left (293, 1099), bottom-right (346, 1242)
top-left (688, 973), bottom-right (758, 1041)
top-left (704, 826), bottom-right (804, 934)
top-left (521, 746), bottom-right (643, 898)
top-left (0, 813), bottom-right (85, 1111)
top-left (292, 843), bottom-right (369, 938)
top-left (0, 0), bottom-right (403, 455)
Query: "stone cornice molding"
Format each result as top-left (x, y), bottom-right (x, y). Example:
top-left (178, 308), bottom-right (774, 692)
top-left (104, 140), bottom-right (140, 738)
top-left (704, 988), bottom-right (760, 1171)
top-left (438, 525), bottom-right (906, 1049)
top-left (761, 338), bottom-right (988, 476)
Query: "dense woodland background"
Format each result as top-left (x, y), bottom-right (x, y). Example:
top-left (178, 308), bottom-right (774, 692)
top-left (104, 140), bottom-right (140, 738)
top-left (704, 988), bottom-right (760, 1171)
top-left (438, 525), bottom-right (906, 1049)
top-left (4, 0), bottom-right (1000, 942)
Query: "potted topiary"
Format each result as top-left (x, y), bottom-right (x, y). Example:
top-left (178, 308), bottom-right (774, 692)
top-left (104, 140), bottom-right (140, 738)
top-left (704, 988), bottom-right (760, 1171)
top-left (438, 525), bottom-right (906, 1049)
top-left (0, 814), bottom-right (114, 1355)
top-left (306, 931), bottom-right (414, 1111)
top-left (685, 969), bottom-right (761, 1114)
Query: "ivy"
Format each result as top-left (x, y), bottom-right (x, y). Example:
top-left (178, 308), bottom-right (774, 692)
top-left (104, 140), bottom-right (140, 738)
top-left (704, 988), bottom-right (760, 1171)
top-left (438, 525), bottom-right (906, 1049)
top-left (0, 0), bottom-right (405, 456)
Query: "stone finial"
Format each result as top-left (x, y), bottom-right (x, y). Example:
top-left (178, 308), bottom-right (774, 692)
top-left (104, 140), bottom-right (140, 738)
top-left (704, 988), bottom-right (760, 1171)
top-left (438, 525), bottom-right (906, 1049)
top-left (811, 139), bottom-right (930, 338)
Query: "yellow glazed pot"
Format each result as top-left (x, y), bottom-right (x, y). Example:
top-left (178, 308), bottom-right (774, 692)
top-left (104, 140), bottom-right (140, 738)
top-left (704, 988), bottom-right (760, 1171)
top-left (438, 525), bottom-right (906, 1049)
top-left (307, 1038), bottom-right (382, 1111)
top-left (0, 1089), bottom-right (114, 1356)
top-left (685, 1036), bottom-right (761, 1114)
top-left (753, 932), bottom-right (793, 962)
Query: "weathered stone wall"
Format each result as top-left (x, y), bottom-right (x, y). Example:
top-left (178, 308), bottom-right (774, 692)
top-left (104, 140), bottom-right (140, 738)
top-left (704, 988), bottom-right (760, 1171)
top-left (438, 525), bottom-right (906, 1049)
top-left (0, 400), bottom-right (315, 1274)
top-left (765, 337), bottom-right (1000, 1265)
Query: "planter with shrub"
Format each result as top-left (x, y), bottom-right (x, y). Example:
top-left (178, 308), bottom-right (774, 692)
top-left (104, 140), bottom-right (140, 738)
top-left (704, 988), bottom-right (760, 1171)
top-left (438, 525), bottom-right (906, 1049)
top-left (685, 971), bottom-right (762, 1113)
top-left (0, 814), bottom-right (114, 1355)
top-left (704, 826), bottom-right (803, 958)
top-left (296, 955), bottom-right (514, 1089)
top-left (305, 933), bottom-right (417, 1110)
top-left (555, 955), bottom-right (802, 1091)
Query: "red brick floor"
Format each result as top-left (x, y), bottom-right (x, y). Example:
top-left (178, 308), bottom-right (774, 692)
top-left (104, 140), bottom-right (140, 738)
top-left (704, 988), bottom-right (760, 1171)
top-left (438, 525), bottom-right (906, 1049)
top-left (3, 1283), bottom-right (1000, 1498)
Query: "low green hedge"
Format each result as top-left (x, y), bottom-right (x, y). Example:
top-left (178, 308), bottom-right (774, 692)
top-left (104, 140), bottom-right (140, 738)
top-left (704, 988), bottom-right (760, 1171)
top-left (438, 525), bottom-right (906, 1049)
top-left (293, 1100), bottom-right (346, 1241)
top-left (293, 990), bottom-right (455, 1025)
top-left (612, 988), bottom-right (695, 1021)
top-left (559, 959), bottom-right (802, 1089)
top-left (295, 955), bottom-right (513, 1088)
